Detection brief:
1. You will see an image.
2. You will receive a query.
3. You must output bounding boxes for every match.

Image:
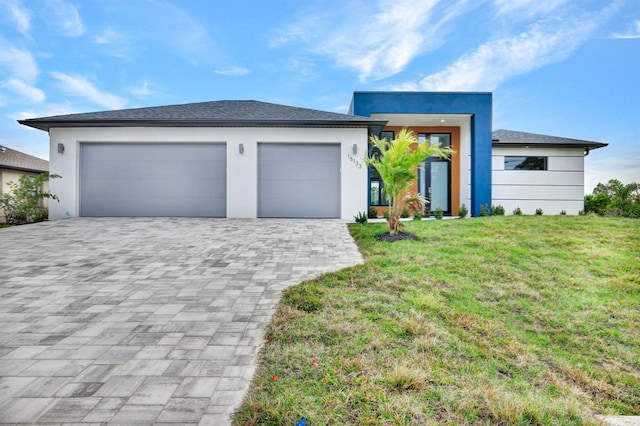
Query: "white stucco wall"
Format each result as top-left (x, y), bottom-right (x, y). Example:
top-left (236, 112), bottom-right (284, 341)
top-left (492, 146), bottom-right (585, 215)
top-left (458, 121), bottom-right (472, 212)
top-left (48, 126), bottom-right (368, 220)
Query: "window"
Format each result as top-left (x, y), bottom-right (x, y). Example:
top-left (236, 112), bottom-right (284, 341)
top-left (417, 133), bottom-right (452, 213)
top-left (379, 131), bottom-right (394, 141)
top-left (504, 156), bottom-right (547, 170)
top-left (369, 167), bottom-right (388, 206)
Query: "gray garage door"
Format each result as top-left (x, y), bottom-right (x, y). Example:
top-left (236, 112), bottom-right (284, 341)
top-left (258, 143), bottom-right (340, 218)
top-left (80, 143), bottom-right (226, 217)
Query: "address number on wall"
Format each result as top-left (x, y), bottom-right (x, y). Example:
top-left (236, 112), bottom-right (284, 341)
top-left (347, 153), bottom-right (363, 169)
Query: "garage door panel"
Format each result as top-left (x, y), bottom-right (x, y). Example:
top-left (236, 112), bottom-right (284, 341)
top-left (259, 197), bottom-right (339, 218)
top-left (259, 161), bottom-right (339, 179)
top-left (81, 196), bottom-right (221, 217)
top-left (258, 144), bottom-right (339, 162)
top-left (259, 178), bottom-right (338, 198)
top-left (81, 143), bottom-right (226, 217)
top-left (258, 143), bottom-right (340, 218)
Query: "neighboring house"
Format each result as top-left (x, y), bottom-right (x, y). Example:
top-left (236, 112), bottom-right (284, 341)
top-left (18, 92), bottom-right (606, 220)
top-left (491, 129), bottom-right (607, 215)
top-left (0, 146), bottom-right (49, 223)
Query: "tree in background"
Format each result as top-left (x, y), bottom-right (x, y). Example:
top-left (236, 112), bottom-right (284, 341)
top-left (0, 172), bottom-right (61, 225)
top-left (366, 128), bottom-right (453, 235)
top-left (584, 179), bottom-right (639, 218)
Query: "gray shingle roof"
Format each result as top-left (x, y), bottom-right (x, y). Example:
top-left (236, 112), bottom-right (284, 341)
top-left (18, 100), bottom-right (387, 132)
top-left (0, 146), bottom-right (48, 173)
top-left (492, 129), bottom-right (607, 149)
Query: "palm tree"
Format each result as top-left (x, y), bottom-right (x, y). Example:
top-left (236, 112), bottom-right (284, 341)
top-left (366, 128), bottom-right (454, 235)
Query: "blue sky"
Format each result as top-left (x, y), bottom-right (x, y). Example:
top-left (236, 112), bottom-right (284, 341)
top-left (0, 0), bottom-right (638, 192)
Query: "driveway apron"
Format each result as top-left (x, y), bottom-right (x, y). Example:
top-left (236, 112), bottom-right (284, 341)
top-left (0, 218), bottom-right (363, 425)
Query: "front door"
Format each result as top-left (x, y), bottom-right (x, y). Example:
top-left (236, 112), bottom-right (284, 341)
top-left (418, 133), bottom-right (451, 214)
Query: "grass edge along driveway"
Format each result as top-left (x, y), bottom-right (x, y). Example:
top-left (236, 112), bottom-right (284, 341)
top-left (235, 216), bottom-right (639, 425)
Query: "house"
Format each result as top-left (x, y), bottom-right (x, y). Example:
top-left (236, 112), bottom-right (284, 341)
top-left (0, 146), bottom-right (49, 222)
top-left (18, 92), bottom-right (606, 220)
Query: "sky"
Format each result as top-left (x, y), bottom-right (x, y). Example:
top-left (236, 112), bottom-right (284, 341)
top-left (0, 0), bottom-right (638, 192)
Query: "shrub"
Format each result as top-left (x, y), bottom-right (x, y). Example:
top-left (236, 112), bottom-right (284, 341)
top-left (513, 207), bottom-right (523, 216)
top-left (354, 211), bottom-right (368, 224)
top-left (584, 179), bottom-right (640, 218)
top-left (0, 172), bottom-right (60, 225)
top-left (491, 204), bottom-right (505, 216)
top-left (383, 209), bottom-right (390, 221)
top-left (560, 210), bottom-right (567, 216)
top-left (413, 211), bottom-right (423, 220)
top-left (479, 204), bottom-right (489, 217)
top-left (400, 208), bottom-right (410, 218)
top-left (434, 207), bottom-right (444, 220)
top-left (424, 206), bottom-right (431, 217)
top-left (368, 207), bottom-right (378, 219)
top-left (458, 204), bottom-right (468, 218)
top-left (535, 208), bottom-right (543, 216)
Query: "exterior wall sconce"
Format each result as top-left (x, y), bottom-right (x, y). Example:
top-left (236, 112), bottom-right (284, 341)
top-left (352, 144), bottom-right (357, 155)
top-left (239, 143), bottom-right (244, 154)
top-left (57, 143), bottom-right (65, 154)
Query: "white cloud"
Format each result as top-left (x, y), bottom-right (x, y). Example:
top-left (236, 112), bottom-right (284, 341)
top-left (0, 42), bottom-right (39, 82)
top-left (94, 26), bottom-right (121, 45)
top-left (397, 13), bottom-right (604, 92)
top-left (1, 0), bottom-right (31, 36)
top-left (494, 0), bottom-right (571, 19)
top-left (46, 0), bottom-right (85, 37)
top-left (92, 26), bottom-right (134, 59)
top-left (1, 78), bottom-right (45, 103)
top-left (49, 72), bottom-right (126, 109)
top-left (0, 41), bottom-right (44, 104)
top-left (272, 0), bottom-right (473, 82)
top-left (611, 19), bottom-right (640, 39)
top-left (130, 80), bottom-right (156, 98)
top-left (214, 67), bottom-right (251, 76)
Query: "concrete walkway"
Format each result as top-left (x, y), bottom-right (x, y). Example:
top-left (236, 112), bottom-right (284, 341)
top-left (0, 218), bottom-right (362, 425)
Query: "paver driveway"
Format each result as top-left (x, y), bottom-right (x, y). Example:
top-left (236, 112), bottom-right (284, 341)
top-left (0, 218), bottom-right (362, 424)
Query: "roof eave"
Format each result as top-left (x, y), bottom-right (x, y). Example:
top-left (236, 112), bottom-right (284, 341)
top-left (0, 164), bottom-right (48, 173)
top-left (18, 118), bottom-right (388, 133)
top-left (492, 142), bottom-right (608, 149)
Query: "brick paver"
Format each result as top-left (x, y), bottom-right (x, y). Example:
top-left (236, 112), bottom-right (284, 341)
top-left (0, 218), bottom-right (362, 424)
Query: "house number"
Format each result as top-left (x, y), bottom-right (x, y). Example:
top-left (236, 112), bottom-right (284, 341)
top-left (347, 154), bottom-right (362, 169)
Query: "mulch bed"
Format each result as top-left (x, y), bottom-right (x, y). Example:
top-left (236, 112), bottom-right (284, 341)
top-left (374, 231), bottom-right (420, 242)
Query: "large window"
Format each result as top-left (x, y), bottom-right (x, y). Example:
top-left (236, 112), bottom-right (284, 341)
top-left (368, 131), bottom-right (393, 206)
top-left (505, 156), bottom-right (547, 170)
top-left (369, 168), bottom-right (388, 206)
top-left (418, 133), bottom-right (452, 213)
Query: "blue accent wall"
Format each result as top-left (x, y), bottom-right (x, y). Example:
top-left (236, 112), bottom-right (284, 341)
top-left (350, 92), bottom-right (492, 217)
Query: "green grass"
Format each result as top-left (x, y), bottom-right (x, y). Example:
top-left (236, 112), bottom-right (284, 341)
top-left (234, 216), bottom-right (640, 425)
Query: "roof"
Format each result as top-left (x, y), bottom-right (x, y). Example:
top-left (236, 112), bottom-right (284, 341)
top-left (0, 146), bottom-right (49, 173)
top-left (492, 129), bottom-right (607, 149)
top-left (18, 100), bottom-right (388, 133)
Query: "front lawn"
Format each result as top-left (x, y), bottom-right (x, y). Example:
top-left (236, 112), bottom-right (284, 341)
top-left (234, 216), bottom-right (639, 425)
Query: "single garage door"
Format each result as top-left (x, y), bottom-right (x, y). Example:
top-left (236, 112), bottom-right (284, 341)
top-left (258, 143), bottom-right (340, 218)
top-left (80, 143), bottom-right (226, 217)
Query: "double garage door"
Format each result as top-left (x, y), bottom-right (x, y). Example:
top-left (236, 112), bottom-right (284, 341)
top-left (80, 142), bottom-right (340, 218)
